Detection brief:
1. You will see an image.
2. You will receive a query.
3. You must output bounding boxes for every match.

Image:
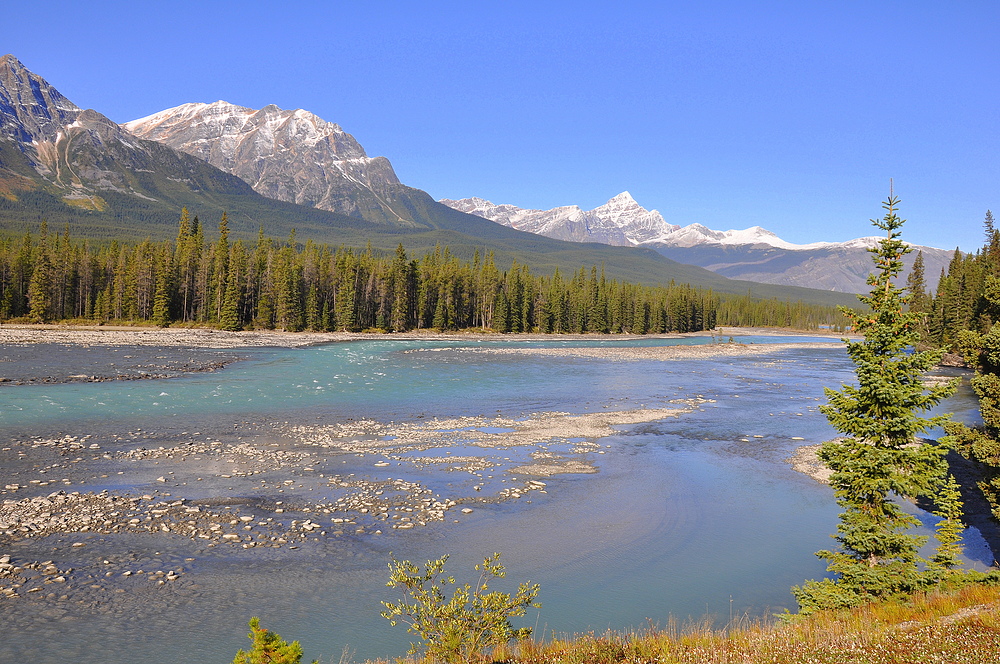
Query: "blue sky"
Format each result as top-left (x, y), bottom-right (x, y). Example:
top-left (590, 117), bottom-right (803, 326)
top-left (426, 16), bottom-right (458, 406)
top-left (6, 1), bottom-right (997, 251)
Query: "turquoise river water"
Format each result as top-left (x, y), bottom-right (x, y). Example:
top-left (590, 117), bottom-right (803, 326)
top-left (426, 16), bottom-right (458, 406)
top-left (0, 335), bottom-right (991, 663)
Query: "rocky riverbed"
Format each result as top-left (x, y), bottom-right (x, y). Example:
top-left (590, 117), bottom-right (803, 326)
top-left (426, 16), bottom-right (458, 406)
top-left (0, 396), bottom-right (707, 609)
top-left (0, 324), bottom-right (846, 384)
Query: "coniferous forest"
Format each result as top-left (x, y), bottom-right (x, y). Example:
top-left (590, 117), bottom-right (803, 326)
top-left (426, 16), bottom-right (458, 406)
top-left (912, 210), bottom-right (1000, 528)
top-left (0, 211), bottom-right (848, 333)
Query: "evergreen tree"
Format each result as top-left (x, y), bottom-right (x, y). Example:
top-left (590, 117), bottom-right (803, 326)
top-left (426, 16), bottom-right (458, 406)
top-left (906, 250), bottom-right (931, 341)
top-left (926, 474), bottom-right (965, 579)
top-left (794, 194), bottom-right (961, 614)
top-left (944, 276), bottom-right (1000, 521)
top-left (27, 221), bottom-right (52, 323)
top-left (220, 241), bottom-right (246, 331)
top-left (232, 617), bottom-right (315, 664)
top-left (152, 245), bottom-right (173, 327)
top-left (210, 211), bottom-right (231, 322)
top-left (389, 243), bottom-right (410, 332)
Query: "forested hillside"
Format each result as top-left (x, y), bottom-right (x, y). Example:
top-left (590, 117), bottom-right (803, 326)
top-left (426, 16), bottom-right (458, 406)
top-left (0, 213), bottom-right (848, 333)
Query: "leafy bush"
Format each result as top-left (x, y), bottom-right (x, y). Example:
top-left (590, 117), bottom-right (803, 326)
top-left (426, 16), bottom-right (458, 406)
top-left (381, 552), bottom-right (540, 664)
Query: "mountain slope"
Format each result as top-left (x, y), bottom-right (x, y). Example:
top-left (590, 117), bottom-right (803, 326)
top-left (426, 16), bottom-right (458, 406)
top-left (442, 193), bottom-right (954, 294)
top-left (0, 54), bottom-right (388, 242)
top-left (123, 101), bottom-right (427, 226)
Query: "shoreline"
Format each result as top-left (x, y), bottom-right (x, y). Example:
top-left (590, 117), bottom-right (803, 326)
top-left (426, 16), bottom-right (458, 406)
top-left (0, 323), bottom-right (854, 349)
top-left (0, 324), bottom-right (848, 385)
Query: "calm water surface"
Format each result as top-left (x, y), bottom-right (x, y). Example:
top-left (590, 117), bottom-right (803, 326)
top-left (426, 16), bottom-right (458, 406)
top-left (0, 335), bottom-right (988, 663)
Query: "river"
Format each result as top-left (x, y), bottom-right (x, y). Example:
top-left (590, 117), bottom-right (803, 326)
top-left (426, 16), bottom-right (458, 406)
top-left (0, 334), bottom-right (990, 663)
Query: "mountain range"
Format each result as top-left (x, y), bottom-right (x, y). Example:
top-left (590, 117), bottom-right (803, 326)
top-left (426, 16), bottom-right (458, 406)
top-left (0, 54), bottom-right (891, 306)
top-left (442, 193), bottom-right (954, 294)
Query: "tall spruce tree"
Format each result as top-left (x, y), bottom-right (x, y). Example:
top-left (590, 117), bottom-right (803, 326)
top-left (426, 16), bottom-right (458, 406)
top-left (794, 194), bottom-right (961, 613)
top-left (27, 221), bottom-right (52, 323)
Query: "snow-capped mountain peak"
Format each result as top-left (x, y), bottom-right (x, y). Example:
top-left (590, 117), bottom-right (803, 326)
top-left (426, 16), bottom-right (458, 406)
top-left (648, 223), bottom-right (837, 250)
top-left (440, 192), bottom-right (829, 250)
top-left (123, 100), bottom-right (418, 224)
top-left (440, 192), bottom-right (953, 294)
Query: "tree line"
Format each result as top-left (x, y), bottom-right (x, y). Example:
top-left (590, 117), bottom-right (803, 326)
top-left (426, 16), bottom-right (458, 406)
top-left (907, 210), bottom-right (1000, 527)
top-left (0, 211), bottom-right (848, 333)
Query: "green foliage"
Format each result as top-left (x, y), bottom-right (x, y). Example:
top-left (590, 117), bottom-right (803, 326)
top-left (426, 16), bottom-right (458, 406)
top-left (232, 617), bottom-right (315, 664)
top-left (0, 215), bottom-right (849, 333)
top-left (927, 474), bottom-right (966, 578)
top-left (937, 210), bottom-right (1000, 523)
top-left (794, 194), bottom-right (961, 614)
top-left (381, 552), bottom-right (540, 664)
top-left (26, 220), bottom-right (52, 322)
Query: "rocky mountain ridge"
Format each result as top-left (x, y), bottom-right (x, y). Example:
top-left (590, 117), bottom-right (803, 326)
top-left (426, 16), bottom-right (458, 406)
top-left (441, 192), bottom-right (954, 293)
top-left (123, 101), bottom-right (420, 225)
top-left (0, 53), bottom-right (268, 222)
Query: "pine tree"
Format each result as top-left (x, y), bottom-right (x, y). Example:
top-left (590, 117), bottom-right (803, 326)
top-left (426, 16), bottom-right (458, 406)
top-left (27, 221), bottom-right (52, 323)
top-left (794, 194), bottom-right (960, 614)
top-left (152, 245), bottom-right (173, 327)
top-left (389, 243), bottom-right (410, 331)
top-left (232, 617), bottom-right (315, 664)
top-left (944, 273), bottom-right (1000, 521)
top-left (219, 242), bottom-right (246, 332)
top-left (906, 251), bottom-right (931, 340)
top-left (926, 474), bottom-right (965, 579)
top-left (210, 211), bottom-right (231, 322)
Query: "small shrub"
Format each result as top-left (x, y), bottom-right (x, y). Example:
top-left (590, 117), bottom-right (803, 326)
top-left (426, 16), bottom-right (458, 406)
top-left (381, 552), bottom-right (540, 664)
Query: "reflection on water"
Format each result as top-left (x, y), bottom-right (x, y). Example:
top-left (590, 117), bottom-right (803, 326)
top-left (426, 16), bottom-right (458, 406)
top-left (0, 336), bottom-right (988, 663)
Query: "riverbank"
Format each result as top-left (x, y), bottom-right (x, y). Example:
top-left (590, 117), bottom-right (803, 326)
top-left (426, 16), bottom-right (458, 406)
top-left (0, 324), bottom-right (846, 385)
top-left (362, 582), bottom-right (1000, 664)
top-left (0, 323), bottom-right (851, 349)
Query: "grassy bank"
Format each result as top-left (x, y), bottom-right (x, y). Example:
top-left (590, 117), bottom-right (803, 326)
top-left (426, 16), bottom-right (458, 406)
top-left (357, 584), bottom-right (1000, 664)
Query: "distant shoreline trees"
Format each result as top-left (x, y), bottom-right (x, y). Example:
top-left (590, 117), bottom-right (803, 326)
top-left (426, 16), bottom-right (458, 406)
top-left (0, 211), bottom-right (848, 333)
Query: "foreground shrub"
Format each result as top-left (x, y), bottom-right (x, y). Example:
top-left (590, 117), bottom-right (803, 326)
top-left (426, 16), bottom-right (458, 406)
top-left (381, 552), bottom-right (540, 664)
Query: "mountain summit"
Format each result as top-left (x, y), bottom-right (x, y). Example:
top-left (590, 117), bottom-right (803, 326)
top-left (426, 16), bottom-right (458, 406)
top-left (124, 101), bottom-right (417, 225)
top-left (441, 192), bottom-right (681, 246)
top-left (0, 54), bottom-right (81, 144)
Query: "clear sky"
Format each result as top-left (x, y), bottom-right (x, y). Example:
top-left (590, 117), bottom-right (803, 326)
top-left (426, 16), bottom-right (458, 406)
top-left (6, 1), bottom-right (997, 251)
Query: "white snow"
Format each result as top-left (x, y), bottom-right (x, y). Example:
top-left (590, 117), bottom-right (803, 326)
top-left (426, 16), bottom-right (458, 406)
top-left (442, 192), bottom-right (887, 251)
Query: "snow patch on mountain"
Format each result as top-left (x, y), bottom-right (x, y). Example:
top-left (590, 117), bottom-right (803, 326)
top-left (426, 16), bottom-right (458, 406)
top-left (441, 192), bottom-right (853, 250)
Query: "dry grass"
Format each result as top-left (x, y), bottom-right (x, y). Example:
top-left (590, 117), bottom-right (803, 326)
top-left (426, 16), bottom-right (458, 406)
top-left (365, 585), bottom-right (1000, 664)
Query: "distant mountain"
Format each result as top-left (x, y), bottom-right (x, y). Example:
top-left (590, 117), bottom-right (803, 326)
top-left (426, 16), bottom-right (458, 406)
top-left (442, 192), bottom-right (954, 293)
top-left (442, 192), bottom-right (674, 246)
top-left (0, 55), bottom-right (860, 307)
top-left (124, 101), bottom-right (424, 226)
